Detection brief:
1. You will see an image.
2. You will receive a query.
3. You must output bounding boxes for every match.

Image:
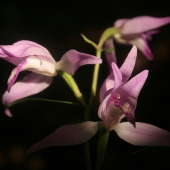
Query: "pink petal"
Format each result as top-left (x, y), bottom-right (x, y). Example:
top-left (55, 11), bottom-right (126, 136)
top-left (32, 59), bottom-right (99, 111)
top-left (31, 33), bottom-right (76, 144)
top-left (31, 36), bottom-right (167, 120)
top-left (120, 70), bottom-right (149, 108)
top-left (110, 62), bottom-right (122, 90)
top-left (99, 62), bottom-right (122, 102)
top-left (55, 50), bottom-right (102, 75)
top-left (99, 74), bottom-right (115, 103)
top-left (120, 16), bottom-right (170, 35)
top-left (120, 45), bottom-right (137, 82)
top-left (142, 30), bottom-right (159, 40)
top-left (114, 122), bottom-right (170, 146)
top-left (2, 73), bottom-right (52, 106)
top-left (0, 40), bottom-right (55, 65)
top-left (4, 108), bottom-right (13, 117)
top-left (98, 94), bottom-right (111, 120)
top-left (104, 38), bottom-right (117, 70)
top-left (128, 37), bottom-right (154, 60)
top-left (27, 121), bottom-right (103, 154)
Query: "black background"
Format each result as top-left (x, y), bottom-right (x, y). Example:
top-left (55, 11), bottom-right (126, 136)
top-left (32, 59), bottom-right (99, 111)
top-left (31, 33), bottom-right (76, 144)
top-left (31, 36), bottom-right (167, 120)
top-left (0, 0), bottom-right (170, 169)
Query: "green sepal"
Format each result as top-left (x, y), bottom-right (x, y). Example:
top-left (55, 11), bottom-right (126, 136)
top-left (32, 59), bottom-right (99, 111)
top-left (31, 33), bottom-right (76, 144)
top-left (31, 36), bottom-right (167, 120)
top-left (95, 129), bottom-right (110, 170)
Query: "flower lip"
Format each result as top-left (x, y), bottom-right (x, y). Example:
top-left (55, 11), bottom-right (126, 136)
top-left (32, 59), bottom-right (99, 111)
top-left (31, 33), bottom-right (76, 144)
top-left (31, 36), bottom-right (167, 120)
top-left (111, 92), bottom-right (136, 127)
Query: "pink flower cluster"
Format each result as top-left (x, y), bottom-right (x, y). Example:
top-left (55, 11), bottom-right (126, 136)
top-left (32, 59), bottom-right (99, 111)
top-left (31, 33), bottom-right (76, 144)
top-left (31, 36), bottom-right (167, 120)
top-left (0, 16), bottom-right (170, 155)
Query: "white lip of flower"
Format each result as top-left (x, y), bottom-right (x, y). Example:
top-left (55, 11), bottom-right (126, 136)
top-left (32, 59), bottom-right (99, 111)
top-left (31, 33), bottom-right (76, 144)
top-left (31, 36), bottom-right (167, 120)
top-left (26, 55), bottom-right (57, 77)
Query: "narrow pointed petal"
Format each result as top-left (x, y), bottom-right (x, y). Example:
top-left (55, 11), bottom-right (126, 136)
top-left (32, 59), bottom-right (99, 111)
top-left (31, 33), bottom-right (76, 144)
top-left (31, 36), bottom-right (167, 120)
top-left (27, 121), bottom-right (104, 154)
top-left (99, 74), bottom-right (114, 103)
top-left (120, 45), bottom-right (137, 82)
top-left (2, 73), bottom-right (52, 106)
top-left (4, 108), bottom-right (13, 117)
top-left (55, 50), bottom-right (102, 75)
top-left (110, 62), bottom-right (122, 89)
top-left (120, 16), bottom-right (170, 35)
top-left (114, 122), bottom-right (170, 146)
top-left (98, 94), bottom-right (111, 120)
top-left (142, 30), bottom-right (159, 40)
top-left (120, 70), bottom-right (149, 108)
top-left (104, 38), bottom-right (117, 67)
top-left (129, 37), bottom-right (154, 60)
top-left (0, 40), bottom-right (55, 65)
top-left (99, 62), bottom-right (122, 102)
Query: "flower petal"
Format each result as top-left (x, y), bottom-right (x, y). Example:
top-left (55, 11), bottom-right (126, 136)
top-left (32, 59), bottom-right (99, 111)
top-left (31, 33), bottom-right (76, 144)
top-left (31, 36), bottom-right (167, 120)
top-left (4, 108), bottom-right (13, 117)
top-left (119, 70), bottom-right (149, 109)
top-left (98, 94), bottom-right (111, 120)
top-left (120, 16), bottom-right (170, 35)
top-left (104, 38), bottom-right (117, 67)
top-left (2, 73), bottom-right (52, 106)
top-left (99, 74), bottom-right (114, 103)
top-left (0, 40), bottom-right (55, 65)
top-left (99, 62), bottom-right (122, 103)
top-left (55, 50), bottom-right (102, 75)
top-left (128, 37), bottom-right (154, 60)
top-left (114, 122), bottom-right (170, 146)
top-left (27, 121), bottom-right (104, 154)
top-left (120, 45), bottom-right (137, 82)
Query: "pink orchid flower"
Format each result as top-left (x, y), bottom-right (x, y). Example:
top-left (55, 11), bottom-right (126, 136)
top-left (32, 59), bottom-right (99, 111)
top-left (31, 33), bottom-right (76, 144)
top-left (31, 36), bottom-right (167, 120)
top-left (98, 46), bottom-right (145, 129)
top-left (113, 16), bottom-right (170, 60)
top-left (26, 46), bottom-right (170, 154)
top-left (0, 40), bottom-right (102, 117)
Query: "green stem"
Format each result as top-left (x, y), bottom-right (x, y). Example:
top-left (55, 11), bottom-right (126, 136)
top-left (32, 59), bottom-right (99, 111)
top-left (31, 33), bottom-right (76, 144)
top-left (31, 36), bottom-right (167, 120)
top-left (84, 49), bottom-right (102, 170)
top-left (84, 49), bottom-right (102, 120)
top-left (84, 141), bottom-right (93, 170)
top-left (82, 27), bottom-right (119, 170)
top-left (95, 130), bottom-right (109, 170)
top-left (7, 98), bottom-right (82, 108)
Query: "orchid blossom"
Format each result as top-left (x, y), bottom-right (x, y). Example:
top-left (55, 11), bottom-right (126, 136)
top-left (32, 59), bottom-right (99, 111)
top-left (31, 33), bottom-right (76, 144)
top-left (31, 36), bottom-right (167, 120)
top-left (0, 40), bottom-right (102, 116)
top-left (26, 46), bottom-right (170, 155)
top-left (112, 16), bottom-right (170, 60)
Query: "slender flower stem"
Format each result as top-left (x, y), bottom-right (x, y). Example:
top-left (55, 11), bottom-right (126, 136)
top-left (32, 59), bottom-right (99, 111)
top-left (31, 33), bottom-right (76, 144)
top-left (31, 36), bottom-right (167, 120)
top-left (84, 49), bottom-right (102, 170)
top-left (84, 49), bottom-right (102, 120)
top-left (83, 28), bottom-right (118, 170)
top-left (95, 130), bottom-right (109, 170)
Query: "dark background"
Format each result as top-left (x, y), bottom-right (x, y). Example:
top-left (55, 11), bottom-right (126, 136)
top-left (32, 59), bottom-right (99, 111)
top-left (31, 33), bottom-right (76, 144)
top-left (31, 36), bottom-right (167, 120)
top-left (0, 0), bottom-right (170, 169)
